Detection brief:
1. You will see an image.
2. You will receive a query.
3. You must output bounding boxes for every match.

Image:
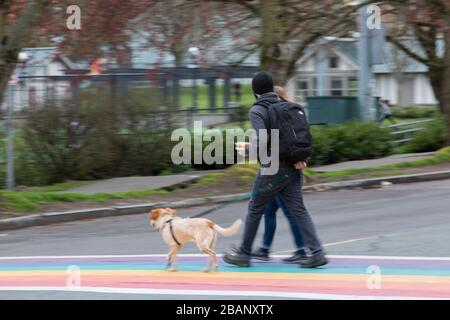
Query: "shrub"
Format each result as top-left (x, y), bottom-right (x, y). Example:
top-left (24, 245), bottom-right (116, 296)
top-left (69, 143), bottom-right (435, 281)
top-left (309, 121), bottom-right (393, 166)
top-left (189, 121), bottom-right (394, 169)
top-left (16, 89), bottom-right (178, 186)
top-left (403, 116), bottom-right (448, 153)
top-left (392, 106), bottom-right (438, 119)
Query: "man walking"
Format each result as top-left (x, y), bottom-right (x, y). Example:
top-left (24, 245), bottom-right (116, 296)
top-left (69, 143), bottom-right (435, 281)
top-left (223, 72), bottom-right (327, 268)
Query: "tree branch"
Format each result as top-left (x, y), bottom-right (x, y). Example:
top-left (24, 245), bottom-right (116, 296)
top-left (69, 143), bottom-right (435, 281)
top-left (385, 35), bottom-right (430, 66)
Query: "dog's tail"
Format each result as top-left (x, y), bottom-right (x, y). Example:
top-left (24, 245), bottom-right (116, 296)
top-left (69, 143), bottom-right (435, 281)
top-left (214, 219), bottom-right (243, 237)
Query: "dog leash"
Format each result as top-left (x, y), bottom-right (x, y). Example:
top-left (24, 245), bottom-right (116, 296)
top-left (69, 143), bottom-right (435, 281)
top-left (191, 193), bottom-right (251, 218)
top-left (160, 170), bottom-right (300, 222)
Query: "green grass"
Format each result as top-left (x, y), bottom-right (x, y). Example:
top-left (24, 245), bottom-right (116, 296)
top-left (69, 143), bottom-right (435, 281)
top-left (97, 83), bottom-right (255, 111)
top-left (0, 172), bottom-right (225, 213)
top-left (195, 173), bottom-right (225, 185)
top-left (0, 187), bottom-right (170, 212)
top-left (178, 83), bottom-right (255, 110)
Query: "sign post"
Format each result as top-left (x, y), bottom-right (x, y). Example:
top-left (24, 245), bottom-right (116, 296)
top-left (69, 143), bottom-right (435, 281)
top-left (6, 76), bottom-right (16, 190)
top-left (357, 2), bottom-right (385, 121)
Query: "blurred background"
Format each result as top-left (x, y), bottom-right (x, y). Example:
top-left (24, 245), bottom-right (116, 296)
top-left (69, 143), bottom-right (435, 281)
top-left (0, 0), bottom-right (449, 217)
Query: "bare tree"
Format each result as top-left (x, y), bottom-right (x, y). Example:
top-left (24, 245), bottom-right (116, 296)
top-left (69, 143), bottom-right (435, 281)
top-left (0, 0), bottom-right (50, 104)
top-left (212, 0), bottom-right (374, 85)
top-left (383, 0), bottom-right (450, 143)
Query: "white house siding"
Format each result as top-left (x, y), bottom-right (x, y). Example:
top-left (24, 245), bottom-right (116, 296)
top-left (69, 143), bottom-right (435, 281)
top-left (10, 61), bottom-right (72, 110)
top-left (285, 77), bottom-right (297, 100)
top-left (375, 75), bottom-right (398, 105)
top-left (298, 56), bottom-right (316, 72)
top-left (413, 75), bottom-right (437, 105)
top-left (375, 74), bottom-right (437, 106)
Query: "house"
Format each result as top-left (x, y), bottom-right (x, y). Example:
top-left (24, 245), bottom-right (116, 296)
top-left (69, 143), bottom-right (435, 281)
top-left (287, 37), bottom-right (441, 106)
top-left (5, 47), bottom-right (76, 110)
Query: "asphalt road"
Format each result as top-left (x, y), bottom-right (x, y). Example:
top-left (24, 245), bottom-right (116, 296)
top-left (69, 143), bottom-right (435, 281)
top-left (1, 179), bottom-right (450, 299)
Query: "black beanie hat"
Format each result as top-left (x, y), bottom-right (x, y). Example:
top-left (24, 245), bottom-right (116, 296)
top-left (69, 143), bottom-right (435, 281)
top-left (252, 72), bottom-right (274, 95)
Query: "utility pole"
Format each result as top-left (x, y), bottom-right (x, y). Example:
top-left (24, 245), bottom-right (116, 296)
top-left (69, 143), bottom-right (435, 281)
top-left (357, 2), bottom-right (385, 121)
top-left (357, 4), bottom-right (372, 121)
top-left (6, 84), bottom-right (15, 190)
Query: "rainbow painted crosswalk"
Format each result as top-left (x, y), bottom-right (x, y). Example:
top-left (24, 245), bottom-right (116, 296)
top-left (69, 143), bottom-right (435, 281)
top-left (0, 254), bottom-right (449, 299)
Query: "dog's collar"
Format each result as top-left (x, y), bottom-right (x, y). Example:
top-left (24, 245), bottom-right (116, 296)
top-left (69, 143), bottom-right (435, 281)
top-left (163, 219), bottom-right (182, 246)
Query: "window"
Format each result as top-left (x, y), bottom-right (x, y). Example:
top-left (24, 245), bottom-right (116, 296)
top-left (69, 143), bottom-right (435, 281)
top-left (296, 78), bottom-right (314, 101)
top-left (298, 80), bottom-right (308, 92)
top-left (330, 78), bottom-right (343, 96)
top-left (329, 56), bottom-right (339, 69)
top-left (348, 77), bottom-right (358, 96)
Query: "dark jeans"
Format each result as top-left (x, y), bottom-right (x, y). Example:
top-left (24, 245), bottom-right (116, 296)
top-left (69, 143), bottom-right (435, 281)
top-left (240, 167), bottom-right (323, 255)
top-left (261, 196), bottom-right (305, 251)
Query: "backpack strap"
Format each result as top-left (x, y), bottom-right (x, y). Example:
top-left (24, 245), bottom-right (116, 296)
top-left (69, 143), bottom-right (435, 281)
top-left (253, 99), bottom-right (278, 130)
top-left (252, 99), bottom-right (280, 159)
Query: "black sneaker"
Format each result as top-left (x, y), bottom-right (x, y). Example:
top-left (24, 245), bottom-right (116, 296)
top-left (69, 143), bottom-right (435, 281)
top-left (252, 248), bottom-right (270, 261)
top-left (223, 248), bottom-right (251, 267)
top-left (282, 250), bottom-right (308, 264)
top-left (298, 251), bottom-right (328, 268)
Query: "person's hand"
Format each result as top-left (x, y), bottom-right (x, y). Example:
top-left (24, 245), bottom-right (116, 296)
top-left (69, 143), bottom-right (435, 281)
top-left (294, 161), bottom-right (307, 170)
top-left (235, 142), bottom-right (250, 157)
top-left (236, 147), bottom-right (247, 157)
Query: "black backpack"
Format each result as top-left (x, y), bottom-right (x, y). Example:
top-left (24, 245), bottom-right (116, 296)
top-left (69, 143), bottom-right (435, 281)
top-left (256, 98), bottom-right (313, 164)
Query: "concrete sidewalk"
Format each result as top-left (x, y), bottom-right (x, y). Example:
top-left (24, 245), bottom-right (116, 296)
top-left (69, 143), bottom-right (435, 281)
top-left (313, 152), bottom-right (435, 173)
top-left (63, 152), bottom-right (435, 194)
top-left (64, 171), bottom-right (218, 195)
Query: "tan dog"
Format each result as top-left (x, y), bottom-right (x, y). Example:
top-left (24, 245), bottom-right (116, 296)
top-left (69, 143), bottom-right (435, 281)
top-left (149, 208), bottom-right (242, 272)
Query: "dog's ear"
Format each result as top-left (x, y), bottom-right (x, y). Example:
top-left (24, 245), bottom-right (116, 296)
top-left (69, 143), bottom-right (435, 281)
top-left (165, 208), bottom-right (176, 216)
top-left (149, 209), bottom-right (161, 221)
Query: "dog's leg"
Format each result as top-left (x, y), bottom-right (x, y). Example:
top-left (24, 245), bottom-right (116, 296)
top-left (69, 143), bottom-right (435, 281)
top-left (200, 247), bottom-right (218, 273)
top-left (170, 245), bottom-right (182, 272)
top-left (167, 245), bottom-right (181, 272)
top-left (166, 247), bottom-right (174, 269)
top-left (197, 242), bottom-right (217, 273)
top-left (196, 236), bottom-right (213, 272)
top-left (211, 233), bottom-right (219, 272)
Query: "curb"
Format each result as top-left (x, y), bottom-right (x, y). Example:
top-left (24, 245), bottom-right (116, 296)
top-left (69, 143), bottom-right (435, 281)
top-left (303, 170), bottom-right (450, 192)
top-left (0, 193), bottom-right (251, 232)
top-left (1, 170), bottom-right (449, 232)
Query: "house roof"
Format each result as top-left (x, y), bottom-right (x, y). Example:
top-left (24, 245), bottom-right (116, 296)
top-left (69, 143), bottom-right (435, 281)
top-left (372, 37), bottom-right (444, 74)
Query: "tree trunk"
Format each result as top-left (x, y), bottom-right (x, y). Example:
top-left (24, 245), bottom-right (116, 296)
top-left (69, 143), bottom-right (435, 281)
top-left (0, 0), bottom-right (49, 105)
top-left (429, 25), bottom-right (450, 145)
top-left (443, 17), bottom-right (450, 145)
top-left (259, 0), bottom-right (289, 86)
top-left (429, 69), bottom-right (444, 113)
top-left (0, 48), bottom-right (19, 105)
